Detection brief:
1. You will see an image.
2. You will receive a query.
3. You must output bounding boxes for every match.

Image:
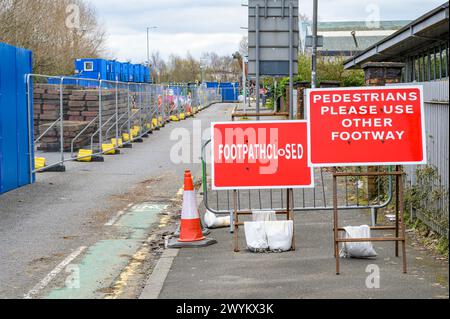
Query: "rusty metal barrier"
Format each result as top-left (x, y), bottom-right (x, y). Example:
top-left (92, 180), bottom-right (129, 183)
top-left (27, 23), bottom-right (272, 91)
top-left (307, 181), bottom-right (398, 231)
top-left (231, 104), bottom-right (290, 120)
top-left (333, 168), bottom-right (407, 275)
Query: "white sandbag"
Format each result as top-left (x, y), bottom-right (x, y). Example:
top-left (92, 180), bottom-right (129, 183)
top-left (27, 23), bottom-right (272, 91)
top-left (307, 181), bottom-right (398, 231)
top-left (214, 215), bottom-right (231, 228)
top-left (204, 210), bottom-right (230, 229)
top-left (204, 210), bottom-right (217, 228)
top-left (265, 221), bottom-right (294, 252)
top-left (252, 211), bottom-right (277, 222)
top-left (244, 221), bottom-right (269, 251)
top-left (340, 225), bottom-right (378, 259)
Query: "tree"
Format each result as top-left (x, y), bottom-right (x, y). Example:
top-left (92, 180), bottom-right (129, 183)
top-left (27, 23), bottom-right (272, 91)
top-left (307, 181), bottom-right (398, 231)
top-left (200, 52), bottom-right (240, 82)
top-left (296, 53), bottom-right (365, 86)
top-left (167, 53), bottom-right (201, 83)
top-left (150, 51), bottom-right (168, 83)
top-left (0, 0), bottom-right (106, 75)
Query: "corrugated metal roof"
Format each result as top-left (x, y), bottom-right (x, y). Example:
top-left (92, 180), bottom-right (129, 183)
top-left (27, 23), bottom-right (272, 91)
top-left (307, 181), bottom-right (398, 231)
top-left (318, 20), bottom-right (410, 32)
top-left (319, 36), bottom-right (387, 52)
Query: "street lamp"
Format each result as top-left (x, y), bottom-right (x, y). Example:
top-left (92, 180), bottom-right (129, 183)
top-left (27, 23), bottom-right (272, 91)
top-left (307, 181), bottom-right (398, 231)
top-left (200, 58), bottom-right (207, 84)
top-left (243, 55), bottom-right (248, 112)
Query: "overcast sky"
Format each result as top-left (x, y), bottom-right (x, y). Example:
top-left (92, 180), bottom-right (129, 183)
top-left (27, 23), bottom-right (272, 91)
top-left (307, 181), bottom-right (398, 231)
top-left (86, 0), bottom-right (446, 63)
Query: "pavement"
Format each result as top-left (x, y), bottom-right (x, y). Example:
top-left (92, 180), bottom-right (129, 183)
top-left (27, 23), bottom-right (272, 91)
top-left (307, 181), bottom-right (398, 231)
top-left (154, 207), bottom-right (449, 299)
top-left (0, 102), bottom-right (236, 299)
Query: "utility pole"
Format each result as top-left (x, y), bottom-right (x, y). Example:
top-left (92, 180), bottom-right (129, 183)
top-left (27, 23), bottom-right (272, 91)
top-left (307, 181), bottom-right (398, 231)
top-left (243, 55), bottom-right (248, 112)
top-left (312, 0), bottom-right (318, 89)
top-left (289, 1), bottom-right (294, 119)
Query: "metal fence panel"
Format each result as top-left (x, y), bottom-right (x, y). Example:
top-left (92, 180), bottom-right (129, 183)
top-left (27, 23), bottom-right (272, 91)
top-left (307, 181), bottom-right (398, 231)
top-left (404, 79), bottom-right (449, 237)
top-left (29, 76), bottom-right (221, 173)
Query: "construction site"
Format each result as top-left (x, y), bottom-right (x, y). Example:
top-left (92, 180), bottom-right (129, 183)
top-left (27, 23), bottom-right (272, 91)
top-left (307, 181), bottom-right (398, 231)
top-left (0, 0), bottom-right (448, 311)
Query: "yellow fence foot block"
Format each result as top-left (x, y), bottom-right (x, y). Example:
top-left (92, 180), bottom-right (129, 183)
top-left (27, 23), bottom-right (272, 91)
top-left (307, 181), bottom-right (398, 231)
top-left (102, 144), bottom-right (116, 155)
top-left (123, 133), bottom-right (131, 142)
top-left (111, 138), bottom-right (123, 148)
top-left (77, 149), bottom-right (93, 162)
top-left (35, 157), bottom-right (46, 170)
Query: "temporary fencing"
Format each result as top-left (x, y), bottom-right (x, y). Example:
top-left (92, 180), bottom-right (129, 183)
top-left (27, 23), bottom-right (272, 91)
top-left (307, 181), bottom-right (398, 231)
top-left (29, 75), bottom-right (222, 173)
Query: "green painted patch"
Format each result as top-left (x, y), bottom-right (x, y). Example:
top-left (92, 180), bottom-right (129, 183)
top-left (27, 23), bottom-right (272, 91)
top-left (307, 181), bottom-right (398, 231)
top-left (45, 203), bottom-right (165, 299)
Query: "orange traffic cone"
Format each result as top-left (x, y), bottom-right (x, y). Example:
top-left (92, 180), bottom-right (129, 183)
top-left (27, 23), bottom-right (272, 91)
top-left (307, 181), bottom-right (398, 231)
top-left (168, 170), bottom-right (217, 249)
top-left (179, 170), bottom-right (205, 242)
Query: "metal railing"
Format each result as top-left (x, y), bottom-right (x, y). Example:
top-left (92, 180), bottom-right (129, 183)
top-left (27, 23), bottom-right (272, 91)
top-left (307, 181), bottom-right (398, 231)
top-left (403, 42), bottom-right (449, 82)
top-left (27, 75), bottom-right (222, 175)
top-left (201, 139), bottom-right (394, 222)
top-left (403, 79), bottom-right (449, 237)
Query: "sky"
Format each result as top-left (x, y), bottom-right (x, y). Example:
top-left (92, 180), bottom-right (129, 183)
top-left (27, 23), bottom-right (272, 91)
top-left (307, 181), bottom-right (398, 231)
top-left (86, 0), bottom-right (446, 63)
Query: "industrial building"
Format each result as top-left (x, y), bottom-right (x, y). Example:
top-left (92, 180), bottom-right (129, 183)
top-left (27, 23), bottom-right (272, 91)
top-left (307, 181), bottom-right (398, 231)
top-left (300, 20), bottom-right (410, 58)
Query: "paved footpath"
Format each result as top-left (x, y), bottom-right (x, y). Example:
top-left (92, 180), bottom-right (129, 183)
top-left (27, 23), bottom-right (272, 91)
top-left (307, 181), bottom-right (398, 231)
top-left (156, 207), bottom-right (448, 299)
top-left (0, 103), bottom-right (236, 299)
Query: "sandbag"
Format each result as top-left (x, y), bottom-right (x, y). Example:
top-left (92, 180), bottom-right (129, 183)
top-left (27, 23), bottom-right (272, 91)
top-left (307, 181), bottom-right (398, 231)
top-left (204, 210), bottom-right (230, 229)
top-left (244, 221), bottom-right (269, 251)
top-left (266, 221), bottom-right (294, 252)
top-left (340, 225), bottom-right (378, 259)
top-left (252, 211), bottom-right (277, 222)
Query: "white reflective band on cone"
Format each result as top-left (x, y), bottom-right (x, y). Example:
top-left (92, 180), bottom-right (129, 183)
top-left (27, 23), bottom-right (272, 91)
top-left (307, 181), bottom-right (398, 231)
top-left (181, 190), bottom-right (200, 220)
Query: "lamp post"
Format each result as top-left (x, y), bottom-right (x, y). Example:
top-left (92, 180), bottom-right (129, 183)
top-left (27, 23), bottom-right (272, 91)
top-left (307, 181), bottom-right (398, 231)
top-left (200, 58), bottom-right (207, 84)
top-left (312, 0), bottom-right (318, 88)
top-left (243, 55), bottom-right (248, 113)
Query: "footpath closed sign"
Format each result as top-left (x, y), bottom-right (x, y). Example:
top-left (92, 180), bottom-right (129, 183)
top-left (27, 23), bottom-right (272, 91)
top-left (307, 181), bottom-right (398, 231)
top-left (212, 121), bottom-right (314, 190)
top-left (307, 86), bottom-right (427, 167)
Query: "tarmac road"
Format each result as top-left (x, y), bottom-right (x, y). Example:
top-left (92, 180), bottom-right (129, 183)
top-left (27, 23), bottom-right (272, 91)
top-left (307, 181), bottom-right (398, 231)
top-left (0, 102), bottom-right (236, 299)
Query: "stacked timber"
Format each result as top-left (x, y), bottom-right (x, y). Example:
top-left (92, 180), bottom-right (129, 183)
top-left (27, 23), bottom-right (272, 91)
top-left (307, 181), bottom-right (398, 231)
top-left (37, 121), bottom-right (95, 152)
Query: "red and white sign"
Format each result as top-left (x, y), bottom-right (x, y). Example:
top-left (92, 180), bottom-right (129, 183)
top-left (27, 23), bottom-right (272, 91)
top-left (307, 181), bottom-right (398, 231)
top-left (212, 121), bottom-right (314, 190)
top-left (306, 85), bottom-right (427, 167)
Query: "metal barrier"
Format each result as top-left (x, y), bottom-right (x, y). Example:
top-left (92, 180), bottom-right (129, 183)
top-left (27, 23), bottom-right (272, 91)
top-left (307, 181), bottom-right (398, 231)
top-left (28, 75), bottom-right (221, 174)
top-left (202, 140), bottom-right (394, 224)
top-left (333, 168), bottom-right (407, 274)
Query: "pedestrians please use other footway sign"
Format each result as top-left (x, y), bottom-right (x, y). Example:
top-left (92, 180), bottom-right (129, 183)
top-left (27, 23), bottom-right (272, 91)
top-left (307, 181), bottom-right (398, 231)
top-left (306, 85), bottom-right (427, 167)
top-left (212, 121), bottom-right (314, 190)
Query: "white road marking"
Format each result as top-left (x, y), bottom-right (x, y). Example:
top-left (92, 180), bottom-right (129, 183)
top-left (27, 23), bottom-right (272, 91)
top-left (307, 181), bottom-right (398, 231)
top-left (24, 246), bottom-right (87, 299)
top-left (105, 211), bottom-right (125, 226)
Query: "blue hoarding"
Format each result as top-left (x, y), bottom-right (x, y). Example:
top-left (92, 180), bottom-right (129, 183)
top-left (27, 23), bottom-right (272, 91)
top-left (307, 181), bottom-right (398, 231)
top-left (0, 42), bottom-right (34, 194)
top-left (74, 59), bottom-right (151, 83)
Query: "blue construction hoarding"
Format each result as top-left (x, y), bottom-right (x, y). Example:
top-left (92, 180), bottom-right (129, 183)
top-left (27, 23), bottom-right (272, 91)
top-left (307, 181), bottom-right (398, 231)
top-left (0, 43), bottom-right (34, 195)
top-left (206, 82), bottom-right (239, 102)
top-left (74, 58), bottom-right (151, 83)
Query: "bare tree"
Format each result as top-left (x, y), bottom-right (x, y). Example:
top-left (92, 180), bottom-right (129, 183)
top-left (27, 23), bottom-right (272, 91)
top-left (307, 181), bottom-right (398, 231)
top-left (0, 0), bottom-right (106, 75)
top-left (150, 51), bottom-right (168, 83)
